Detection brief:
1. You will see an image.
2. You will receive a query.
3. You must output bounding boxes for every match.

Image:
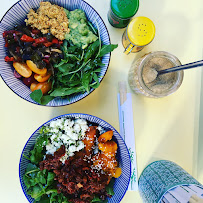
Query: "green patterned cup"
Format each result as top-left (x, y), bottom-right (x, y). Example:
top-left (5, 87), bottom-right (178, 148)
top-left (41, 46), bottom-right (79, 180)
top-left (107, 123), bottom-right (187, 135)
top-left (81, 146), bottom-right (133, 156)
top-left (138, 160), bottom-right (202, 203)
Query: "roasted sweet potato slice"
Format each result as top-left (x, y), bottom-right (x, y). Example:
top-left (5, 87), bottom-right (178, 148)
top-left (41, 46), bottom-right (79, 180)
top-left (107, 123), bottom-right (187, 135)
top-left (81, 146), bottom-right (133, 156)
top-left (98, 141), bottom-right (118, 156)
top-left (98, 130), bottom-right (113, 143)
top-left (92, 152), bottom-right (118, 171)
top-left (83, 126), bottom-right (97, 153)
top-left (113, 167), bottom-right (122, 178)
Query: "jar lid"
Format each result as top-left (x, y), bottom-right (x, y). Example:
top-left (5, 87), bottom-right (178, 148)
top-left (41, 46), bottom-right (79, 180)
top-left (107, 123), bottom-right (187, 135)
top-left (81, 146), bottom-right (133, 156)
top-left (111, 0), bottom-right (139, 19)
top-left (127, 16), bottom-right (155, 46)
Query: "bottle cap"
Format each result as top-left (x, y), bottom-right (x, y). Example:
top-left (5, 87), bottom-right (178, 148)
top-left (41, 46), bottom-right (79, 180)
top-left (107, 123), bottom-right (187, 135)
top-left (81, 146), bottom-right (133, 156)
top-left (111, 0), bottom-right (139, 19)
top-left (127, 16), bottom-right (155, 46)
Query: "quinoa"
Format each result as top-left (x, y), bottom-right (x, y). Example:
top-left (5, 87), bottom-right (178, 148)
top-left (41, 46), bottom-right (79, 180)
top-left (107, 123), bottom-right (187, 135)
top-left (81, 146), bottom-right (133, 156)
top-left (25, 2), bottom-right (70, 40)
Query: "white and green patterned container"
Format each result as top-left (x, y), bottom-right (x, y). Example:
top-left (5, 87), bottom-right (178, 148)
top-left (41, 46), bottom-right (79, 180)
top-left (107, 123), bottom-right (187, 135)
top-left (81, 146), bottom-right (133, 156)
top-left (138, 160), bottom-right (203, 203)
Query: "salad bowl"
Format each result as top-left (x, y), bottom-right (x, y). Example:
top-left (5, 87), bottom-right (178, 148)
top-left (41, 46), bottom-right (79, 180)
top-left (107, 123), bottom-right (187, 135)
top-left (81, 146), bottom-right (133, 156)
top-left (0, 0), bottom-right (111, 106)
top-left (19, 113), bottom-right (131, 203)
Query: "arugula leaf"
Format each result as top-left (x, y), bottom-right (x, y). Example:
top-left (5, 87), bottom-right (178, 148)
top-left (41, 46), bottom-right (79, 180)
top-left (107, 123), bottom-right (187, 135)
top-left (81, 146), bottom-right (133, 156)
top-left (47, 37), bottom-right (117, 102)
top-left (30, 89), bottom-right (54, 105)
top-left (54, 60), bottom-right (65, 68)
top-left (82, 72), bottom-right (91, 93)
top-left (65, 59), bottom-right (91, 75)
top-left (58, 63), bottom-right (74, 73)
top-left (93, 72), bottom-right (99, 83)
top-left (88, 21), bottom-right (98, 35)
top-left (98, 44), bottom-right (118, 57)
top-left (65, 53), bottom-right (80, 61)
top-left (95, 20), bottom-right (101, 59)
top-left (50, 86), bottom-right (85, 97)
top-left (94, 68), bottom-right (101, 72)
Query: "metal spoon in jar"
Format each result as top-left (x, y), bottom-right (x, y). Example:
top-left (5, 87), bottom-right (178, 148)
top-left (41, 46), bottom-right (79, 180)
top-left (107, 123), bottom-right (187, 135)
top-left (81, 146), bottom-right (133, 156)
top-left (147, 60), bottom-right (203, 83)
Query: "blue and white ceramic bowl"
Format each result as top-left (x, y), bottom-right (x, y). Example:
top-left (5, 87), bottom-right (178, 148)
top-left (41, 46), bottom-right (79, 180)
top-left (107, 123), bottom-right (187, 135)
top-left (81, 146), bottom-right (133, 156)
top-left (19, 113), bottom-right (131, 203)
top-left (0, 0), bottom-right (111, 106)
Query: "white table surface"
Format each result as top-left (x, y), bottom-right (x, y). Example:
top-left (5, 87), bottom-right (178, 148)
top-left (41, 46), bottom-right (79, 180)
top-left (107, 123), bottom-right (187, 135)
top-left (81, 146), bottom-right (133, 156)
top-left (0, 0), bottom-right (202, 202)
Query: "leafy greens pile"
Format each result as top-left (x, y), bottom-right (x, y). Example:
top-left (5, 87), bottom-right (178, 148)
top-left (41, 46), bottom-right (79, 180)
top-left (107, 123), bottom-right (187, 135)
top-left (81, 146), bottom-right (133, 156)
top-left (23, 125), bottom-right (115, 203)
top-left (30, 9), bottom-right (118, 105)
top-left (23, 127), bottom-right (69, 202)
top-left (50, 40), bottom-right (117, 98)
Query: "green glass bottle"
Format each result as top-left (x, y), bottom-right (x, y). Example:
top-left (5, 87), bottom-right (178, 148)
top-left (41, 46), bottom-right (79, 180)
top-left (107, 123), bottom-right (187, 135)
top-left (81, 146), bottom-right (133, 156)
top-left (108, 0), bottom-right (139, 28)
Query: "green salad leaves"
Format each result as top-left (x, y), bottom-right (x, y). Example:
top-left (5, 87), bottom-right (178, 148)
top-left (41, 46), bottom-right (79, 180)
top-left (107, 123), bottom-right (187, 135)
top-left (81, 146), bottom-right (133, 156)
top-left (49, 40), bottom-right (117, 98)
top-left (30, 9), bottom-right (118, 105)
top-left (23, 164), bottom-right (68, 203)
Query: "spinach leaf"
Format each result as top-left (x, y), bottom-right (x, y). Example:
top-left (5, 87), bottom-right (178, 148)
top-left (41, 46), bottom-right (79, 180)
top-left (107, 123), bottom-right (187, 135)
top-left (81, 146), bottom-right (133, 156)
top-left (41, 95), bottom-right (55, 105)
top-left (106, 178), bottom-right (115, 196)
top-left (49, 192), bottom-right (70, 203)
top-left (23, 165), bottom-right (59, 202)
top-left (91, 196), bottom-right (108, 203)
top-left (47, 172), bottom-right (55, 186)
top-left (37, 195), bottom-right (50, 203)
top-left (98, 44), bottom-right (118, 57)
top-left (29, 133), bottom-right (50, 164)
top-left (28, 185), bottom-right (44, 200)
top-left (30, 89), bottom-right (54, 105)
top-left (30, 89), bottom-right (42, 104)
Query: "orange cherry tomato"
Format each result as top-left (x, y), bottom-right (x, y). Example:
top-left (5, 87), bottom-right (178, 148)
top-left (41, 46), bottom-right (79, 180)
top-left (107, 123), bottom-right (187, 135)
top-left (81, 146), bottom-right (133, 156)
top-left (34, 71), bottom-right (52, 83)
top-left (26, 60), bottom-right (47, 75)
top-left (33, 81), bottom-right (52, 95)
top-left (13, 62), bottom-right (32, 78)
top-left (30, 82), bottom-right (38, 92)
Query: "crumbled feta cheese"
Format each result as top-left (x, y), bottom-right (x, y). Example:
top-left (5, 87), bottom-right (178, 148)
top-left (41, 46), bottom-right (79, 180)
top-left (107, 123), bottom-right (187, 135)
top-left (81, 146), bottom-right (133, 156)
top-left (44, 117), bottom-right (87, 162)
top-left (71, 132), bottom-right (79, 140)
top-left (77, 141), bottom-right (85, 151)
top-left (69, 145), bottom-right (77, 152)
top-left (46, 143), bottom-right (57, 154)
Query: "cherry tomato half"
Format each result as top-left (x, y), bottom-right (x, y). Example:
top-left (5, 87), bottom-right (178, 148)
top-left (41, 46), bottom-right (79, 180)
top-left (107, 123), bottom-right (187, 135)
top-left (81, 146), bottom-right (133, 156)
top-left (30, 82), bottom-right (38, 92)
top-left (34, 71), bottom-right (51, 83)
top-left (26, 60), bottom-right (47, 75)
top-left (13, 62), bottom-right (32, 78)
top-left (31, 81), bottom-right (52, 95)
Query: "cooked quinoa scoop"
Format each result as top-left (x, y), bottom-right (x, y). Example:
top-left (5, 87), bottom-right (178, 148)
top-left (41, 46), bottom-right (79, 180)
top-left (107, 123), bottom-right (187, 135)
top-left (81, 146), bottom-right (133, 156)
top-left (25, 2), bottom-right (70, 40)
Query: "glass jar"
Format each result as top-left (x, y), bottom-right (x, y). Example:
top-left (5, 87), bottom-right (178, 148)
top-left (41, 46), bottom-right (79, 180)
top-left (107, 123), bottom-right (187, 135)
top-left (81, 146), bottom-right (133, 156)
top-left (108, 0), bottom-right (139, 28)
top-left (122, 16), bottom-right (155, 54)
top-left (128, 51), bottom-right (184, 98)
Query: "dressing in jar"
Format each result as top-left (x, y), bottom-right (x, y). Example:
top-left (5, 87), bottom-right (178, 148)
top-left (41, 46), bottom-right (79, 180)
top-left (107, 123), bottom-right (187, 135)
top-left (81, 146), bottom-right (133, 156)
top-left (128, 51), bottom-right (184, 98)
